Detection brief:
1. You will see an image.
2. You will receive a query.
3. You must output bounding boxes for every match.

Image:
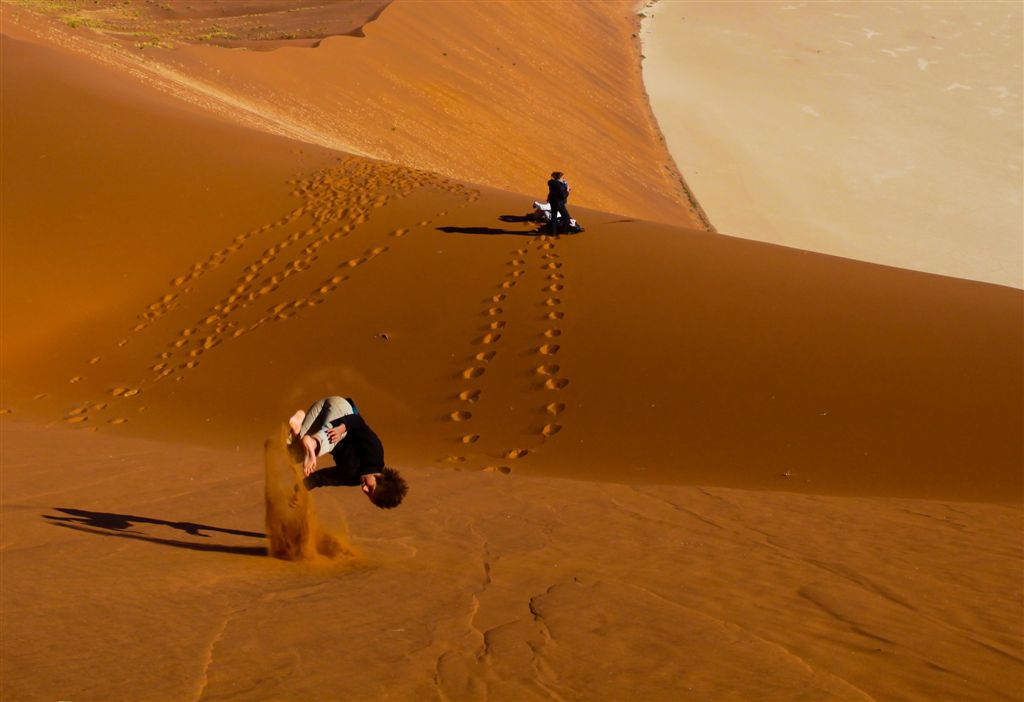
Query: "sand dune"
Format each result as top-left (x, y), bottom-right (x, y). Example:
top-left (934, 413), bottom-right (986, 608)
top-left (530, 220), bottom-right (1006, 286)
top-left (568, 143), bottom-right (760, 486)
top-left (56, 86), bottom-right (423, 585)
top-left (3, 0), bottom-right (705, 226)
top-left (4, 32), bottom-right (1019, 501)
top-left (2, 2), bottom-right (1022, 700)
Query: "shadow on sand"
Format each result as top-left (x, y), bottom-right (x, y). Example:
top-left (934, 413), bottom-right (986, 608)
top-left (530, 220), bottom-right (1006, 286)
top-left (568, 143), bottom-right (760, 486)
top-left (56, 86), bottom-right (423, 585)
top-left (437, 225), bottom-right (537, 236)
top-left (437, 214), bottom-right (551, 236)
top-left (43, 507), bottom-right (266, 557)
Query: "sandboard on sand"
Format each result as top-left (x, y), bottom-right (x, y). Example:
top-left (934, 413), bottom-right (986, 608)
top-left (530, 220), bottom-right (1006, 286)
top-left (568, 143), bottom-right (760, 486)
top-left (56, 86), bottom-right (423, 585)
top-left (264, 424), bottom-right (352, 560)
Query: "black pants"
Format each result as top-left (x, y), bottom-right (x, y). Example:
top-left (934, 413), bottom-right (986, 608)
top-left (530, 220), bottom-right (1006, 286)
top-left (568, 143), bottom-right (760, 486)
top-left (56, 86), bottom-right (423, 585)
top-left (548, 200), bottom-right (571, 234)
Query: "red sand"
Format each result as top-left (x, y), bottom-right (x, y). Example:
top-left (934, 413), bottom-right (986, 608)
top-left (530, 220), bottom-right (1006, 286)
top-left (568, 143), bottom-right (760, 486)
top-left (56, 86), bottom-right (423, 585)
top-left (2, 2), bottom-right (1021, 700)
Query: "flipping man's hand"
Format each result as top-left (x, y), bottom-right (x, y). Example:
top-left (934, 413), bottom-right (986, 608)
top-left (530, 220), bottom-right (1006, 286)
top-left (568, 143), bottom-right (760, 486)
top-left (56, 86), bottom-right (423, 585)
top-left (326, 425), bottom-right (348, 444)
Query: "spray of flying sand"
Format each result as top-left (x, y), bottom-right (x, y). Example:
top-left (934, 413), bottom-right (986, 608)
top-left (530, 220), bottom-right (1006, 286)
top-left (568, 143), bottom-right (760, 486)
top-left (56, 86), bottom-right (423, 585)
top-left (264, 424), bottom-right (353, 560)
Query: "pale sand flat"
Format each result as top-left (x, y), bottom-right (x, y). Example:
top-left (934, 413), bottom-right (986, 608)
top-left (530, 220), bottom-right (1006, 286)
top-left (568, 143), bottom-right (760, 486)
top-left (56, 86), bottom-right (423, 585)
top-left (642, 1), bottom-right (1023, 288)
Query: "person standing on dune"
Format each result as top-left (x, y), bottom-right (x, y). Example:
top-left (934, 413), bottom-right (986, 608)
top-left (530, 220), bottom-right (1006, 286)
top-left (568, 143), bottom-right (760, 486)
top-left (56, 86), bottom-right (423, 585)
top-left (547, 171), bottom-right (572, 235)
top-left (287, 396), bottom-right (407, 509)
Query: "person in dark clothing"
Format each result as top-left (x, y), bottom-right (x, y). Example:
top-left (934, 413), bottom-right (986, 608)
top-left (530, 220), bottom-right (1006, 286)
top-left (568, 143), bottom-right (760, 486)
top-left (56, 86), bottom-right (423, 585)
top-left (287, 396), bottom-right (408, 509)
top-left (547, 171), bottom-right (572, 235)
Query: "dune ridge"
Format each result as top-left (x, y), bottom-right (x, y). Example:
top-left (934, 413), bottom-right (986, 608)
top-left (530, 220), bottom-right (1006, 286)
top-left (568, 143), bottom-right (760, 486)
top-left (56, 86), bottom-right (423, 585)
top-left (2, 0), bottom-right (704, 226)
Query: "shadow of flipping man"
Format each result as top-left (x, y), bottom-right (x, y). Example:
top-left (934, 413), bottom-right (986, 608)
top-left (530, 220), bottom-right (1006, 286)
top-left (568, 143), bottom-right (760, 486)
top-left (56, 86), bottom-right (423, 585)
top-left (43, 507), bottom-right (267, 557)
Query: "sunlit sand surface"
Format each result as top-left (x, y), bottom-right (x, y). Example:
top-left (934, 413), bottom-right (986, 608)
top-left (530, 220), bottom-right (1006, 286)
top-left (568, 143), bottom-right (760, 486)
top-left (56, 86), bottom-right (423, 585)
top-left (643, 1), bottom-right (1023, 288)
top-left (1, 1), bottom-right (1021, 699)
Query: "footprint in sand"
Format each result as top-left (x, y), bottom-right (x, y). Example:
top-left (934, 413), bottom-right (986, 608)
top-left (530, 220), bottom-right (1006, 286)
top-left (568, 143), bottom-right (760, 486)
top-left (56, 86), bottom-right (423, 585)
top-left (107, 418), bottom-right (127, 425)
top-left (546, 402), bottom-right (566, 416)
top-left (491, 294), bottom-right (507, 303)
top-left (509, 270), bottom-right (526, 278)
top-left (459, 389), bottom-right (481, 403)
top-left (390, 228), bottom-right (409, 237)
top-left (0, 408), bottom-right (11, 415)
top-left (542, 423), bottom-right (562, 438)
top-left (509, 259), bottom-right (526, 267)
top-left (543, 329), bottom-right (562, 338)
top-left (482, 465), bottom-right (512, 474)
top-left (546, 284), bottom-right (564, 292)
top-left (475, 350), bottom-right (497, 362)
top-left (544, 298), bottom-right (561, 307)
top-left (33, 393), bottom-right (48, 401)
top-left (89, 356), bottom-right (102, 365)
top-left (539, 344), bottom-right (560, 356)
top-left (64, 415), bottom-right (88, 424)
top-left (449, 410), bottom-right (472, 422)
top-left (545, 377), bottom-right (569, 390)
top-left (487, 307), bottom-right (503, 316)
top-left (461, 434), bottom-right (480, 444)
top-left (501, 280), bottom-right (517, 289)
top-left (536, 364), bottom-right (560, 376)
top-left (547, 311), bottom-right (565, 320)
top-left (69, 376), bottom-right (83, 384)
top-left (504, 448), bottom-right (529, 459)
top-left (462, 366), bottom-right (486, 379)
top-left (479, 333), bottom-right (502, 344)
top-left (544, 262), bottom-right (562, 270)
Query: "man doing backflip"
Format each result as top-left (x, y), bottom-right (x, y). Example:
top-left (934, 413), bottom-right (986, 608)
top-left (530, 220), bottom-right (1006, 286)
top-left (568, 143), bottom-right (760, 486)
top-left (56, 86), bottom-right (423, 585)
top-left (287, 396), bottom-right (408, 509)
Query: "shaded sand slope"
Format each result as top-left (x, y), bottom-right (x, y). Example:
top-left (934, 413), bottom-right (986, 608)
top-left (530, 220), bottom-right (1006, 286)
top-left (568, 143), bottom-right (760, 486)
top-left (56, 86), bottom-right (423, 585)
top-left (2, 424), bottom-right (1021, 701)
top-left (1, 34), bottom-right (341, 361)
top-left (2, 0), bottom-right (701, 226)
top-left (3, 33), bottom-right (1021, 502)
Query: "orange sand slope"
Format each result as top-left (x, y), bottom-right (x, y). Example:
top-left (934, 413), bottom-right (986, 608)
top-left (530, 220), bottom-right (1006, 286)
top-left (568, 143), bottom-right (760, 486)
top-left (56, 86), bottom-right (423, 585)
top-left (2, 4), bottom-right (1023, 702)
top-left (3, 424), bottom-right (1021, 701)
top-left (3, 33), bottom-right (1020, 502)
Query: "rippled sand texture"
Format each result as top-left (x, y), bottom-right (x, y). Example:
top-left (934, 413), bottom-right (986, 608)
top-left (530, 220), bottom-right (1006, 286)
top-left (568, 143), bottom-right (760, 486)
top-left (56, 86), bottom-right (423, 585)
top-left (642, 1), bottom-right (1023, 287)
top-left (3, 424), bottom-right (1021, 701)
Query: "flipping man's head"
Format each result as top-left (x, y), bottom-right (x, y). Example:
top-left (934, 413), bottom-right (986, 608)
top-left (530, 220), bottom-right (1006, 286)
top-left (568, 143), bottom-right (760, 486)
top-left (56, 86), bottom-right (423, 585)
top-left (361, 467), bottom-right (408, 509)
